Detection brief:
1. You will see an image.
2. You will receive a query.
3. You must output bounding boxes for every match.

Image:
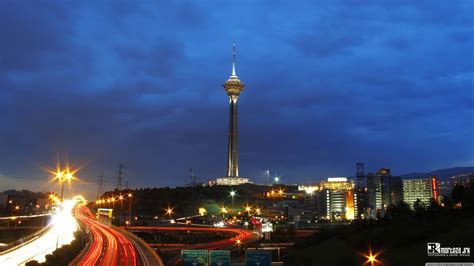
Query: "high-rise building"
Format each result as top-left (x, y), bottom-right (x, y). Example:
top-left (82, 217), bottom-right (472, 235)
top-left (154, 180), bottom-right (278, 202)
top-left (298, 185), bottom-right (320, 222)
top-left (355, 163), bottom-right (367, 219)
top-left (365, 168), bottom-right (402, 218)
top-left (214, 42), bottom-right (249, 186)
top-left (402, 176), bottom-right (438, 208)
top-left (319, 177), bottom-right (356, 220)
top-left (356, 163), bottom-right (365, 188)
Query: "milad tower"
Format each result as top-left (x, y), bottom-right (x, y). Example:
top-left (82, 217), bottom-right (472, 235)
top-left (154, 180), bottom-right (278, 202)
top-left (214, 41), bottom-right (250, 186)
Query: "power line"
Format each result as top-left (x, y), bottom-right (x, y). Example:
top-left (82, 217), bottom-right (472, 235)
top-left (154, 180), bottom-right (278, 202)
top-left (96, 174), bottom-right (104, 199)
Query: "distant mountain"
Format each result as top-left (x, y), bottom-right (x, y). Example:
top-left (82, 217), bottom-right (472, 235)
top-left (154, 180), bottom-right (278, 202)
top-left (401, 167), bottom-right (474, 179)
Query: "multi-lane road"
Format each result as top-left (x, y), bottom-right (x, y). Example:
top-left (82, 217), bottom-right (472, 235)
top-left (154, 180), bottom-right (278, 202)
top-left (0, 200), bottom-right (78, 265)
top-left (129, 226), bottom-right (258, 251)
top-left (72, 204), bottom-right (162, 266)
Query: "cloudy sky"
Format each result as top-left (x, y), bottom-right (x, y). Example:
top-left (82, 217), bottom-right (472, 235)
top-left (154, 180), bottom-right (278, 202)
top-left (0, 1), bottom-right (472, 198)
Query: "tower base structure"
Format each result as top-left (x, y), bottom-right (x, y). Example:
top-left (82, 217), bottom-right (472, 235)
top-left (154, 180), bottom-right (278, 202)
top-left (209, 176), bottom-right (251, 186)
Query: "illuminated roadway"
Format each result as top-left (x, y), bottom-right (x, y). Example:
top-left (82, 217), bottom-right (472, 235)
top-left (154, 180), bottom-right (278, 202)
top-left (0, 200), bottom-right (78, 265)
top-left (128, 226), bottom-right (258, 251)
top-left (0, 213), bottom-right (51, 221)
top-left (72, 204), bottom-right (162, 266)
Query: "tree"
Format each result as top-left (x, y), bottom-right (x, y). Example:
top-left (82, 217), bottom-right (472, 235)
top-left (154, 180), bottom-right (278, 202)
top-left (451, 184), bottom-right (466, 205)
top-left (413, 199), bottom-right (425, 216)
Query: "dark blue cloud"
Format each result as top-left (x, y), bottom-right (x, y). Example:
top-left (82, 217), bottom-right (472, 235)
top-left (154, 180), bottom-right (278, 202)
top-left (0, 1), bottom-right (472, 196)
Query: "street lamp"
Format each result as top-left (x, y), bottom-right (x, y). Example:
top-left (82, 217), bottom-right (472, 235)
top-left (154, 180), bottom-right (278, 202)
top-left (165, 207), bottom-right (174, 219)
top-left (278, 188), bottom-right (284, 199)
top-left (274, 176), bottom-right (280, 184)
top-left (363, 247), bottom-right (381, 266)
top-left (127, 193), bottom-right (133, 228)
top-left (266, 170), bottom-right (270, 185)
top-left (236, 239), bottom-right (242, 251)
top-left (229, 190), bottom-right (237, 207)
top-left (220, 206), bottom-right (228, 218)
top-left (55, 168), bottom-right (74, 203)
top-left (244, 204), bottom-right (252, 215)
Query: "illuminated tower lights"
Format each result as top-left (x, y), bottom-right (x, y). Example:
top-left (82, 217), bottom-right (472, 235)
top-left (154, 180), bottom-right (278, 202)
top-left (214, 41), bottom-right (250, 186)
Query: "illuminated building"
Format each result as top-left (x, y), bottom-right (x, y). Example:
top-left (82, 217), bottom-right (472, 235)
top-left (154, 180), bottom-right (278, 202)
top-left (214, 41), bottom-right (249, 186)
top-left (319, 177), bottom-right (356, 220)
top-left (402, 176), bottom-right (438, 208)
top-left (355, 163), bottom-right (367, 219)
top-left (298, 185), bottom-right (320, 222)
top-left (365, 168), bottom-right (402, 218)
top-left (211, 177), bottom-right (250, 186)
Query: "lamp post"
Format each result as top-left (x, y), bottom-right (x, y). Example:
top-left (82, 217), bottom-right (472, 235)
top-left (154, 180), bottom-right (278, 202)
top-left (127, 193), bottom-right (133, 228)
top-left (154, 216), bottom-right (158, 245)
top-left (55, 168), bottom-right (74, 203)
top-left (273, 176), bottom-right (280, 185)
top-left (266, 170), bottom-right (270, 186)
top-left (165, 207), bottom-right (174, 221)
top-left (229, 190), bottom-right (236, 208)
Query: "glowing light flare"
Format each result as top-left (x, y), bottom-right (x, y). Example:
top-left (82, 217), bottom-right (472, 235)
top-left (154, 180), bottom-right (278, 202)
top-left (255, 207), bottom-right (261, 215)
top-left (165, 207), bottom-right (174, 217)
top-left (243, 204), bottom-right (252, 213)
top-left (361, 247), bottom-right (383, 266)
top-left (43, 158), bottom-right (82, 184)
top-left (220, 206), bottom-right (228, 214)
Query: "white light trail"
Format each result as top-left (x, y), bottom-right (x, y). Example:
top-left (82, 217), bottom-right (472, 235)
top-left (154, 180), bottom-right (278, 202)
top-left (0, 200), bottom-right (78, 265)
top-left (0, 213), bottom-right (51, 221)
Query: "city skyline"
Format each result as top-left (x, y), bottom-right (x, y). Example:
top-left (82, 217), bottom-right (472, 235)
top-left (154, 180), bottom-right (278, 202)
top-left (0, 2), bottom-right (473, 197)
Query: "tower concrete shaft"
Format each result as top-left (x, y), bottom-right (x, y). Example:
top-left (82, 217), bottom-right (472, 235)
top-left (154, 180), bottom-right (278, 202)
top-left (223, 41), bottom-right (244, 178)
top-left (227, 95), bottom-right (239, 177)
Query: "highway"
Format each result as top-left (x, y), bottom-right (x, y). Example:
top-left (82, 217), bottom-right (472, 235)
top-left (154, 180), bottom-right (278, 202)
top-left (129, 226), bottom-right (258, 251)
top-left (0, 213), bottom-right (51, 221)
top-left (72, 204), bottom-right (162, 266)
top-left (0, 200), bottom-right (78, 265)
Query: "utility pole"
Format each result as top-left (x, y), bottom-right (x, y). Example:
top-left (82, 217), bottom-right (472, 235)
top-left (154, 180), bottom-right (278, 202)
top-left (116, 163), bottom-right (124, 192)
top-left (96, 174), bottom-right (104, 199)
top-left (190, 168), bottom-right (196, 187)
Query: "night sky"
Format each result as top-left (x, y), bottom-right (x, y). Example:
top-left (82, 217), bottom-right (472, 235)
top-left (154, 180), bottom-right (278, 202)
top-left (0, 1), bottom-right (473, 198)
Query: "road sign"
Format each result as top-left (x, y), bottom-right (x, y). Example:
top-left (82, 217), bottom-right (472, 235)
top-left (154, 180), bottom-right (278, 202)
top-left (209, 250), bottom-right (230, 266)
top-left (97, 208), bottom-right (113, 225)
top-left (245, 250), bottom-right (271, 266)
top-left (181, 250), bottom-right (209, 266)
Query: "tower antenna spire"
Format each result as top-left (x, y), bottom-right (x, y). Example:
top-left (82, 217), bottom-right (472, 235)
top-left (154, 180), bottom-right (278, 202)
top-left (232, 39), bottom-right (237, 77)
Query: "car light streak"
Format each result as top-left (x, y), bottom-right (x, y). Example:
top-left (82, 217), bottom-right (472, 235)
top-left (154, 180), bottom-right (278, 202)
top-left (0, 200), bottom-right (78, 265)
top-left (74, 204), bottom-right (140, 266)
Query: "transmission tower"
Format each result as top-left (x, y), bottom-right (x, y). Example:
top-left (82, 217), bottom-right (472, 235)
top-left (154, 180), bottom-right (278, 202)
top-left (116, 163), bottom-right (124, 191)
top-left (96, 174), bottom-right (104, 199)
top-left (190, 168), bottom-right (196, 187)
